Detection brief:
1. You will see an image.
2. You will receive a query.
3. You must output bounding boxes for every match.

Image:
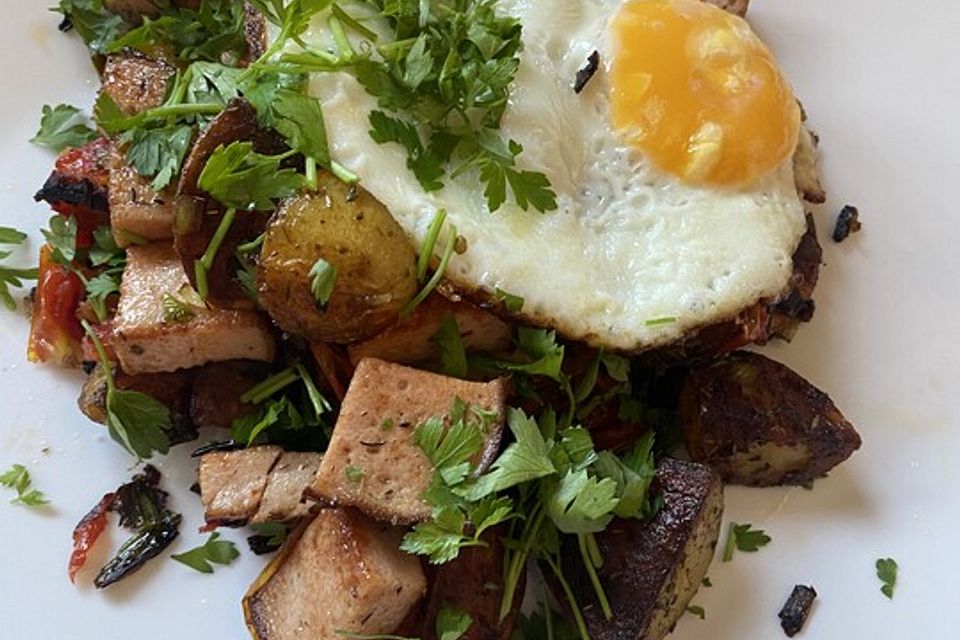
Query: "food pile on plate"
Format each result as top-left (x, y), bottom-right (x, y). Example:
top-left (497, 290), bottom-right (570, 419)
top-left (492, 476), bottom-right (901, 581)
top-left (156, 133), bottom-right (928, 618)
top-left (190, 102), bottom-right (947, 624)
top-left (15, 0), bottom-right (861, 638)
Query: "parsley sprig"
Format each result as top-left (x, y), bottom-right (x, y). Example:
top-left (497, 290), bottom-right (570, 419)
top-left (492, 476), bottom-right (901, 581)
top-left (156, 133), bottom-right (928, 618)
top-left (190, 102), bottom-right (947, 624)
top-left (0, 227), bottom-right (38, 312)
top-left (0, 464), bottom-right (49, 507)
top-left (722, 522), bottom-right (772, 561)
top-left (876, 557), bottom-right (898, 599)
top-left (276, 0), bottom-right (557, 213)
top-left (81, 320), bottom-right (172, 460)
top-left (172, 532), bottom-right (240, 573)
top-left (30, 104), bottom-right (97, 152)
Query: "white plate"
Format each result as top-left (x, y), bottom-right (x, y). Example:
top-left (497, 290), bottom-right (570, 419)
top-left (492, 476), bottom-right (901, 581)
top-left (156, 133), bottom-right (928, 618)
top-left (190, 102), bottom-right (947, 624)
top-left (1, 1), bottom-right (958, 638)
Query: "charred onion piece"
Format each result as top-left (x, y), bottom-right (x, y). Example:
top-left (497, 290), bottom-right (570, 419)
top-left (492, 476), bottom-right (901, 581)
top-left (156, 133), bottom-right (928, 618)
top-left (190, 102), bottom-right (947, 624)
top-left (832, 205), bottom-right (862, 243)
top-left (778, 584), bottom-right (817, 637)
top-left (94, 512), bottom-right (181, 588)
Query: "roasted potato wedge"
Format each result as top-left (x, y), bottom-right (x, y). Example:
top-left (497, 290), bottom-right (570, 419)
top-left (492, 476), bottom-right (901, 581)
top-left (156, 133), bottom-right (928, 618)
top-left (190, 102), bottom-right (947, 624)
top-left (257, 182), bottom-right (418, 344)
top-left (560, 458), bottom-right (723, 640)
top-left (420, 529), bottom-right (524, 640)
top-left (244, 508), bottom-right (426, 639)
top-left (679, 351), bottom-right (862, 486)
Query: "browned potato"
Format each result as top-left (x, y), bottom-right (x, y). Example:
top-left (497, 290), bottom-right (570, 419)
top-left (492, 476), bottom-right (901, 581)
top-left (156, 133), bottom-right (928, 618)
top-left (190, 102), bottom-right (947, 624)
top-left (420, 529), bottom-right (524, 640)
top-left (257, 181), bottom-right (418, 343)
top-left (559, 458), bottom-right (724, 640)
top-left (680, 351), bottom-right (862, 486)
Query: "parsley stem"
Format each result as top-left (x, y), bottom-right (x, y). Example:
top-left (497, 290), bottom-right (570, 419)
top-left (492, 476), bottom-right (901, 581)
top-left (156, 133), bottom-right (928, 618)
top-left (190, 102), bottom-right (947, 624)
top-left (195, 207), bottom-right (236, 300)
top-left (330, 161), bottom-right (358, 184)
top-left (80, 319), bottom-right (116, 395)
top-left (500, 504), bottom-right (545, 621)
top-left (400, 222), bottom-right (457, 318)
top-left (305, 157), bottom-right (318, 191)
top-left (241, 366), bottom-right (300, 405)
top-left (543, 555), bottom-right (590, 640)
top-left (294, 363), bottom-right (331, 416)
top-left (577, 532), bottom-right (613, 620)
top-left (722, 521), bottom-right (738, 562)
top-left (331, 3), bottom-right (378, 41)
top-left (236, 233), bottom-right (265, 255)
top-left (417, 208), bottom-right (447, 282)
top-left (328, 15), bottom-right (355, 60)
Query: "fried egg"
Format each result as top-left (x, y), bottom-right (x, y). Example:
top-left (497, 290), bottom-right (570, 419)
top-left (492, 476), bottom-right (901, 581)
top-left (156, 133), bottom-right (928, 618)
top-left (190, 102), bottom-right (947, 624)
top-left (299, 0), bottom-right (808, 351)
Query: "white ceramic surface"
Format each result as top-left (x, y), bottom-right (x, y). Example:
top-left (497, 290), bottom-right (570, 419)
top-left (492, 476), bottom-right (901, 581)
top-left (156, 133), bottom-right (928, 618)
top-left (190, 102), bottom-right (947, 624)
top-left (1, 1), bottom-right (958, 638)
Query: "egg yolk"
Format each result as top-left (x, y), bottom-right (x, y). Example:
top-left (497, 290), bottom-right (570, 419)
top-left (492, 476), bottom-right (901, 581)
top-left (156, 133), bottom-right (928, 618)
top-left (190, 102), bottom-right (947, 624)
top-left (610, 0), bottom-right (800, 187)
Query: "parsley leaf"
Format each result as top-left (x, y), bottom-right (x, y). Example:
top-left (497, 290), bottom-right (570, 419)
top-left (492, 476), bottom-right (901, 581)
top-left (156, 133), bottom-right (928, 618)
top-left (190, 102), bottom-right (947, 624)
top-left (309, 258), bottom-right (337, 307)
top-left (82, 320), bottom-right (172, 459)
top-left (437, 604), bottom-right (473, 640)
top-left (543, 469), bottom-right (618, 534)
top-left (0, 464), bottom-right (49, 507)
top-left (198, 142), bottom-right (305, 210)
top-left (172, 532), bottom-right (240, 573)
top-left (433, 315), bottom-right (468, 378)
top-left (495, 287), bottom-right (524, 312)
top-left (344, 465), bottom-right (365, 483)
top-left (876, 557), bottom-right (898, 599)
top-left (162, 293), bottom-right (197, 324)
top-left (57, 0), bottom-right (124, 55)
top-left (0, 227), bottom-right (37, 311)
top-left (722, 522), bottom-right (772, 562)
top-left (685, 604), bottom-right (706, 620)
top-left (41, 215), bottom-right (78, 264)
top-left (30, 104), bottom-right (97, 151)
top-left (121, 124), bottom-right (194, 190)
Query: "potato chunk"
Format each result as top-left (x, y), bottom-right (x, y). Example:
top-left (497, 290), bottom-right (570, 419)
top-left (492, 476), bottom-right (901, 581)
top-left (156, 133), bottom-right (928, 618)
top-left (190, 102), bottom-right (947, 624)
top-left (111, 243), bottom-right (275, 374)
top-left (307, 358), bottom-right (509, 524)
top-left (244, 508), bottom-right (426, 639)
top-left (679, 351), bottom-right (862, 486)
top-left (562, 458), bottom-right (724, 640)
top-left (257, 182), bottom-right (418, 344)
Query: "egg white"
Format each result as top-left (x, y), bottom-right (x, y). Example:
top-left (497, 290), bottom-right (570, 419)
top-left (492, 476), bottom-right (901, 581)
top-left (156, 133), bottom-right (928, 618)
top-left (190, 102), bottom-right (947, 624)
top-left (295, 0), bottom-right (808, 351)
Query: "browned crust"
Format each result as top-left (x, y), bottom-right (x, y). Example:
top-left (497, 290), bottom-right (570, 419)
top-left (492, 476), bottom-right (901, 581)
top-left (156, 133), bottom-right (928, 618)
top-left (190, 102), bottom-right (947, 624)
top-left (679, 351), bottom-right (862, 486)
top-left (99, 52), bottom-right (175, 116)
top-left (560, 459), bottom-right (724, 639)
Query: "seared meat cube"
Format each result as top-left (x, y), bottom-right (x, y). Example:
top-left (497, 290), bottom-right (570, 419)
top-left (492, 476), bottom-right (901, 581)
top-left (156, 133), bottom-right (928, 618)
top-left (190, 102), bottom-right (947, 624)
top-left (198, 447), bottom-right (323, 527)
top-left (199, 446), bottom-right (283, 527)
top-left (244, 508), bottom-right (426, 638)
top-left (251, 452), bottom-right (324, 524)
top-left (189, 361), bottom-right (265, 429)
top-left (347, 293), bottom-right (512, 366)
top-left (680, 351), bottom-right (862, 486)
top-left (111, 243), bottom-right (275, 374)
top-left (561, 458), bottom-right (724, 640)
top-left (107, 146), bottom-right (178, 246)
top-left (307, 358), bottom-right (510, 524)
top-left (100, 52), bottom-right (174, 116)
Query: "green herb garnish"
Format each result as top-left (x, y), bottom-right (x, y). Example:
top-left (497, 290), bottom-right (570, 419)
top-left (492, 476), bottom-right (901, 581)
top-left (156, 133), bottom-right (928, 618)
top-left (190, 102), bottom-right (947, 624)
top-left (30, 104), bottom-right (97, 151)
top-left (722, 522), bottom-right (772, 562)
top-left (309, 258), bottom-right (338, 307)
top-left (876, 557), bottom-right (898, 599)
top-left (172, 532), bottom-right (240, 573)
top-left (0, 464), bottom-right (49, 507)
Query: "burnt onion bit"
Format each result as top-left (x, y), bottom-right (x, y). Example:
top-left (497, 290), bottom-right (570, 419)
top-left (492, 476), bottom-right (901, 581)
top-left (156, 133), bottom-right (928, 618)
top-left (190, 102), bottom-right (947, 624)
top-left (73, 464), bottom-right (183, 589)
top-left (832, 205), bottom-right (862, 242)
top-left (778, 584), bottom-right (817, 637)
top-left (574, 50), bottom-right (601, 94)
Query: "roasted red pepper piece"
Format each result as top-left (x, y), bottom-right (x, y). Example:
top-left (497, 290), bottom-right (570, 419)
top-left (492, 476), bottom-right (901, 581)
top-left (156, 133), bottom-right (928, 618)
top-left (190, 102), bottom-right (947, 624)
top-left (68, 492), bottom-right (117, 584)
top-left (28, 245), bottom-right (85, 366)
top-left (34, 137), bottom-right (111, 248)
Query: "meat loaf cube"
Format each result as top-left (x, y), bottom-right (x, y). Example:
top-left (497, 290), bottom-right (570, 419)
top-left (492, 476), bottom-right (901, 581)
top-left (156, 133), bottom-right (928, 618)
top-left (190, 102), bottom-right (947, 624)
top-left (111, 243), bottom-right (275, 374)
top-left (251, 451), bottom-right (324, 524)
top-left (347, 293), bottom-right (512, 366)
top-left (199, 446), bottom-right (283, 527)
top-left (244, 508), bottom-right (426, 638)
top-left (100, 52), bottom-right (174, 116)
top-left (307, 358), bottom-right (510, 524)
top-left (108, 146), bottom-right (178, 246)
top-left (562, 458), bottom-right (724, 640)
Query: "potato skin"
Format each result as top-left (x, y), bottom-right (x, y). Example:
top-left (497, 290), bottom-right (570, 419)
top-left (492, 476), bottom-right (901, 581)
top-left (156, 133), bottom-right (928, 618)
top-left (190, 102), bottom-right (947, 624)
top-left (679, 351), bottom-right (862, 486)
top-left (257, 177), bottom-right (417, 343)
